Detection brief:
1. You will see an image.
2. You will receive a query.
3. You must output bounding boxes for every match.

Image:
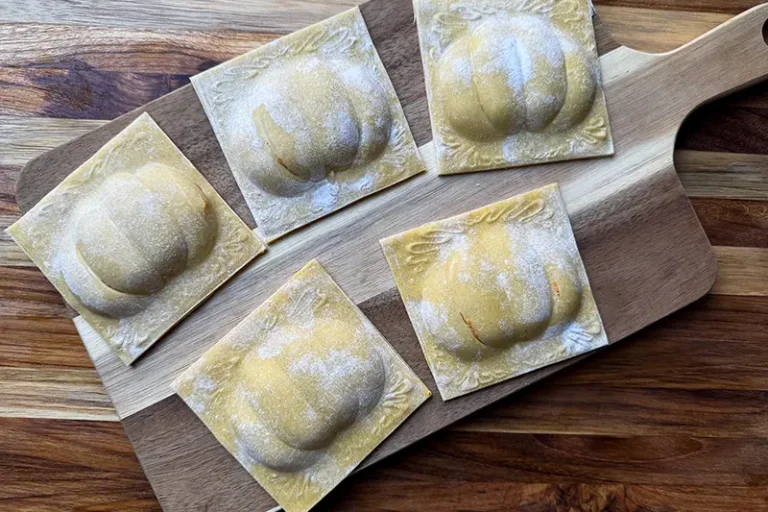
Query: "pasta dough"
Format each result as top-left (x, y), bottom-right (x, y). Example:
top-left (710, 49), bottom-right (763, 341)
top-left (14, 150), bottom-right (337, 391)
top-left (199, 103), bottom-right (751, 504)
top-left (173, 260), bottom-right (430, 512)
top-left (193, 7), bottom-right (425, 241)
top-left (6, 113), bottom-right (265, 364)
top-left (381, 184), bottom-right (607, 400)
top-left (414, 0), bottom-right (614, 175)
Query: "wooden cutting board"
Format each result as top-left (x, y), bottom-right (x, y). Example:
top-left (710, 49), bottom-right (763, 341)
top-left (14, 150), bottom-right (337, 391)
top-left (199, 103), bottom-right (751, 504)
top-left (15, 0), bottom-right (768, 510)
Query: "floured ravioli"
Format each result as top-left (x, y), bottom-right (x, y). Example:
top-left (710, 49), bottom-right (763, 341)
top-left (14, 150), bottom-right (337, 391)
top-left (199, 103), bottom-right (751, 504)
top-left (193, 7), bottom-right (424, 241)
top-left (414, 0), bottom-right (614, 174)
top-left (6, 113), bottom-right (265, 364)
top-left (381, 184), bottom-right (607, 400)
top-left (173, 260), bottom-right (430, 512)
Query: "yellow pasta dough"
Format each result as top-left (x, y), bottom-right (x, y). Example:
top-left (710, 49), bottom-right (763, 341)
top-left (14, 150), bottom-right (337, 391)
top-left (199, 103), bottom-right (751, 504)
top-left (192, 7), bottom-right (425, 241)
top-left (6, 113), bottom-right (266, 364)
top-left (381, 184), bottom-right (607, 400)
top-left (173, 260), bottom-right (430, 512)
top-left (414, 0), bottom-right (614, 174)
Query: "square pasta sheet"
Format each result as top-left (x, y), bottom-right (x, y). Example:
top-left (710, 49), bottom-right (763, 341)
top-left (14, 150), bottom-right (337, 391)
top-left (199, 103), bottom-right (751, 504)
top-left (173, 260), bottom-right (430, 512)
top-left (381, 184), bottom-right (608, 400)
top-left (415, 0), bottom-right (614, 174)
top-left (6, 113), bottom-right (265, 364)
top-left (193, 7), bottom-right (425, 241)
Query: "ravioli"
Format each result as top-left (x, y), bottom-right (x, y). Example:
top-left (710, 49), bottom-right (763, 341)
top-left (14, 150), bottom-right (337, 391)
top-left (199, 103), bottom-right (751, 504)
top-left (381, 184), bottom-right (607, 400)
top-left (193, 7), bottom-right (425, 241)
top-left (173, 260), bottom-right (430, 512)
top-left (414, 0), bottom-right (614, 174)
top-left (6, 113), bottom-right (265, 364)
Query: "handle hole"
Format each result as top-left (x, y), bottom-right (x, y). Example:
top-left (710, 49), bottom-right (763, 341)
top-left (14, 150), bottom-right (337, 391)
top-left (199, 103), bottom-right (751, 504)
top-left (762, 17), bottom-right (768, 46)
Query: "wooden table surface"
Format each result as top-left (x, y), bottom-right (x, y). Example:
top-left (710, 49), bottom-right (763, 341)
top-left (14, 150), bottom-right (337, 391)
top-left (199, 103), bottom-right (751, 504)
top-left (1, 1), bottom-right (767, 511)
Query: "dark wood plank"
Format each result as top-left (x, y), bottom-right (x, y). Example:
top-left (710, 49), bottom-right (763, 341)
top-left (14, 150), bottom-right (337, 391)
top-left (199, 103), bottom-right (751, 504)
top-left (0, 316), bottom-right (92, 369)
top-left (458, 386), bottom-right (768, 438)
top-left (692, 198), bottom-right (768, 248)
top-left (332, 431), bottom-right (768, 487)
top-left (450, 295), bottom-right (768, 436)
top-left (545, 294), bottom-right (768, 389)
top-left (323, 481), bottom-right (768, 511)
top-left (677, 104), bottom-right (768, 154)
top-left (0, 165), bottom-right (20, 213)
top-left (0, 67), bottom-right (189, 120)
top-left (0, 267), bottom-right (70, 318)
top-left (0, 417), bottom-right (160, 511)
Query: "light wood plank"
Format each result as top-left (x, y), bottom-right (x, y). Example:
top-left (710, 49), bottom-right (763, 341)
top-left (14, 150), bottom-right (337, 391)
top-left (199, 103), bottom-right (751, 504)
top-left (0, 116), bottom-right (105, 167)
top-left (1, 212), bottom-right (31, 266)
top-left (0, 24), bottom-right (275, 74)
top-left (712, 246), bottom-right (768, 296)
top-left (597, 6), bottom-right (732, 52)
top-left (0, 4), bottom-right (739, 54)
top-left (0, 0), bottom-right (358, 32)
top-left (595, 0), bottom-right (762, 15)
top-left (676, 150), bottom-right (768, 200)
top-left (0, 7), bottom-right (730, 77)
top-left (0, 367), bottom-right (117, 421)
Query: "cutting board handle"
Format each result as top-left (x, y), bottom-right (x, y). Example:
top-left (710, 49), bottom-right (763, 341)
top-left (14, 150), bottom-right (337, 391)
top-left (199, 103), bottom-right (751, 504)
top-left (664, 3), bottom-right (768, 124)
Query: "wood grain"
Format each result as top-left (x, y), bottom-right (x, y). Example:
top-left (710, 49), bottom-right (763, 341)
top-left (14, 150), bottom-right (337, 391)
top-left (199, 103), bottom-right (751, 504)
top-left (0, 6), bottom-right (732, 123)
top-left (521, 294), bottom-right (768, 390)
top-left (0, 116), bottom-right (106, 167)
top-left (595, 0), bottom-right (764, 15)
top-left (0, 417), bottom-right (160, 511)
top-left (0, 6), bottom-right (734, 126)
top-left (712, 246), bottom-right (768, 296)
top-left (0, 366), bottom-right (115, 421)
top-left (51, 1), bottom-right (768, 510)
top-left (21, 0), bottom-right (768, 509)
top-left (692, 198), bottom-right (768, 248)
top-left (0, 0), bottom-right (359, 32)
top-left (0, 316), bottom-right (90, 369)
top-left (19, 3), bottom-right (736, 416)
top-left (455, 386), bottom-right (768, 437)
top-left (338, 430), bottom-right (768, 487)
top-left (325, 482), bottom-right (768, 512)
top-left (0, 166), bottom-right (19, 213)
top-left (597, 6), bottom-right (732, 52)
top-left (0, 212), bottom-right (30, 266)
top-left (676, 150), bottom-right (768, 200)
top-left (0, 266), bottom-right (70, 318)
top-left (678, 103), bottom-right (768, 154)
top-left (0, 67), bottom-right (190, 120)
top-left (3, 2), bottom-right (768, 512)
top-left (0, 24), bottom-right (274, 74)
